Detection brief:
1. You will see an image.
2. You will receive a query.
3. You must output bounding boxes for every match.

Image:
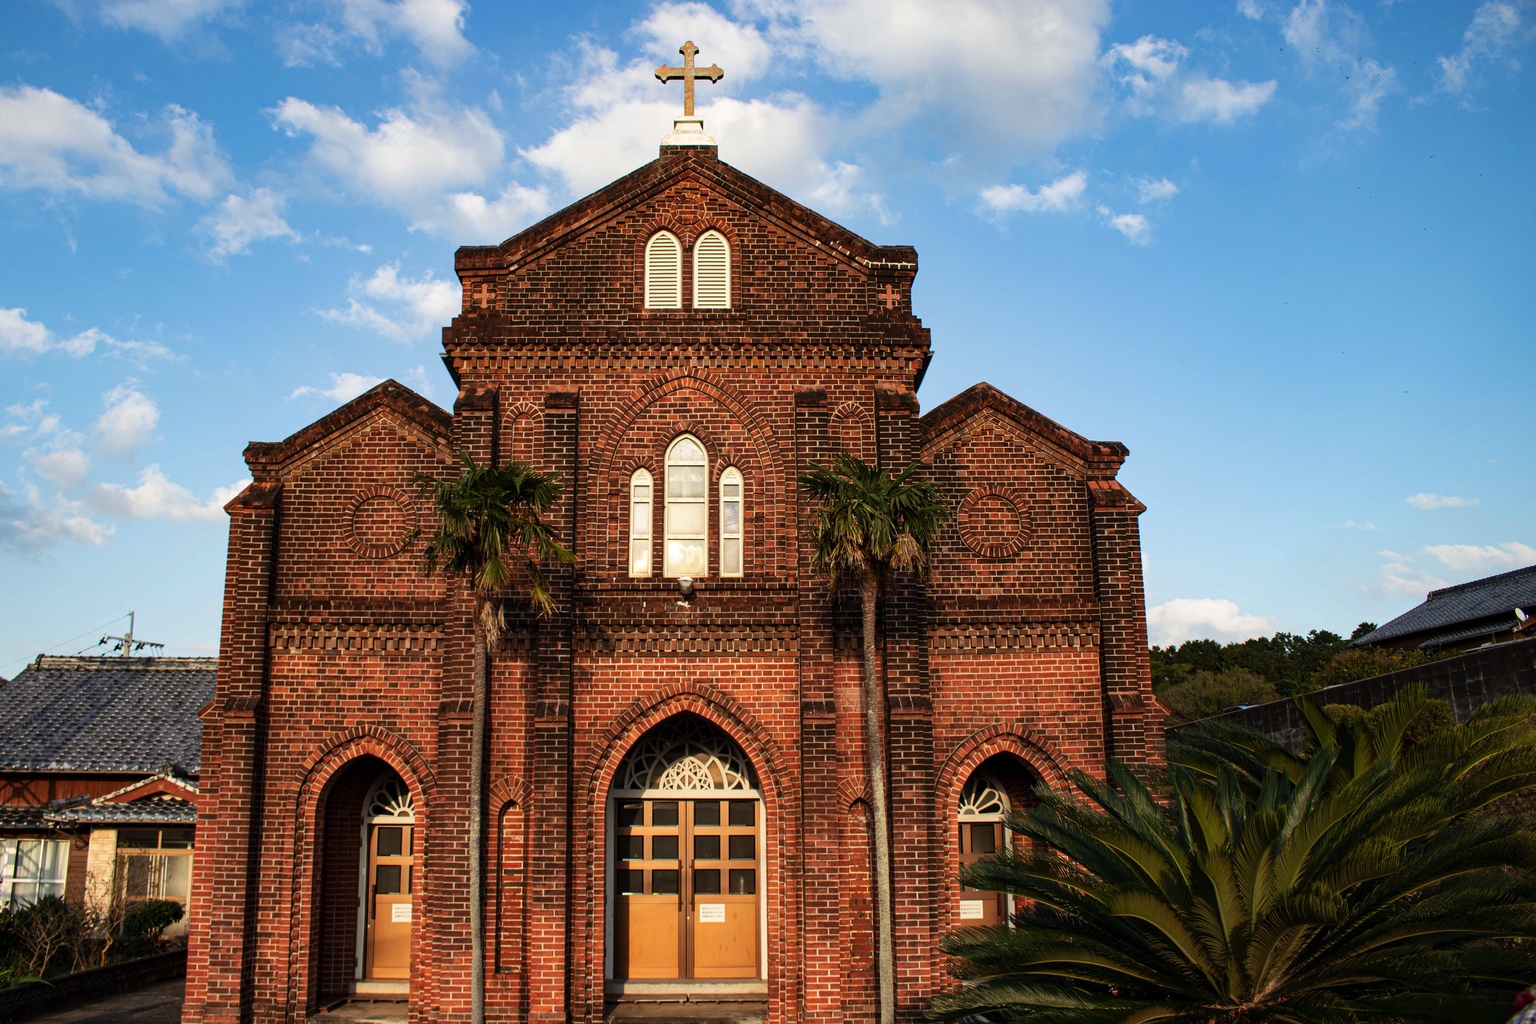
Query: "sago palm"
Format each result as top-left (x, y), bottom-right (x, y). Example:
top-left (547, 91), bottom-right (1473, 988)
top-left (415, 452), bottom-right (574, 1024)
top-left (933, 685), bottom-right (1536, 1024)
top-left (799, 451), bottom-right (951, 1024)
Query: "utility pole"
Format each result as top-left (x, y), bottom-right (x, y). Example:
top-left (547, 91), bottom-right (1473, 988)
top-left (100, 612), bottom-right (164, 657)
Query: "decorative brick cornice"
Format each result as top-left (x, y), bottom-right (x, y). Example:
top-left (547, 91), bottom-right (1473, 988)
top-left (269, 622), bottom-right (443, 655)
top-left (574, 623), bottom-right (797, 655)
top-left (928, 621), bottom-right (1099, 651)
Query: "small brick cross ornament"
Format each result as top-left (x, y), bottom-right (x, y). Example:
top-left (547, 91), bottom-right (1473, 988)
top-left (655, 41), bottom-right (724, 117)
top-left (878, 283), bottom-right (899, 310)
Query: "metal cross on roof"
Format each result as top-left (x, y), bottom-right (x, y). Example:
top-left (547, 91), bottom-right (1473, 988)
top-left (655, 41), bottom-right (723, 117)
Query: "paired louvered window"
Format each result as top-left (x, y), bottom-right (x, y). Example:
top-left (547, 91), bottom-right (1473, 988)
top-left (693, 230), bottom-right (730, 309)
top-left (645, 232), bottom-right (682, 309)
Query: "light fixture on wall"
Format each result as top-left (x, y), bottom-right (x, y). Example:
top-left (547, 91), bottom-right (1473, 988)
top-left (677, 575), bottom-right (695, 605)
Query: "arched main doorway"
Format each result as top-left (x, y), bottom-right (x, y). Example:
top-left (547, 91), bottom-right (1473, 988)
top-left (314, 758), bottom-right (418, 1003)
top-left (955, 754), bottom-right (1038, 929)
top-left (608, 715), bottom-right (764, 981)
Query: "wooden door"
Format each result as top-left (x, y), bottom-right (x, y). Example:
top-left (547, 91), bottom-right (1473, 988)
top-left (957, 820), bottom-right (1007, 926)
top-left (613, 798), bottom-right (760, 980)
top-left (364, 824), bottom-right (413, 980)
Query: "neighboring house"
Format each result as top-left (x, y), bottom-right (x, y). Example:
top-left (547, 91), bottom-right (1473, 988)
top-left (1353, 565), bottom-right (1536, 652)
top-left (0, 655), bottom-right (215, 934)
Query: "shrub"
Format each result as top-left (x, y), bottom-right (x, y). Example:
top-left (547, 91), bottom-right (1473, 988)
top-left (1156, 667), bottom-right (1279, 723)
top-left (122, 899), bottom-right (184, 944)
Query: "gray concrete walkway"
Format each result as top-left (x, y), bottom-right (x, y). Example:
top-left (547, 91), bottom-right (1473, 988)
top-left (20, 978), bottom-right (184, 1024)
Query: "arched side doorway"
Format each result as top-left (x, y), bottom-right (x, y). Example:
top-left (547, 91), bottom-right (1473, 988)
top-left (314, 758), bottom-right (418, 1001)
top-left (608, 715), bottom-right (764, 981)
top-left (955, 754), bottom-right (1038, 929)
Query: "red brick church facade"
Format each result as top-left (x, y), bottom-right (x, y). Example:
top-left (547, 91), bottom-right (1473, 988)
top-left (183, 135), bottom-right (1164, 1024)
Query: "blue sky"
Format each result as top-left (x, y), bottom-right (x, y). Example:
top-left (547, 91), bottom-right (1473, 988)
top-left (1, 0), bottom-right (1531, 674)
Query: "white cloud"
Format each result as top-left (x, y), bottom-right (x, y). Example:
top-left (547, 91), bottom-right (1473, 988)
top-left (1098, 205), bottom-right (1153, 245)
top-left (1376, 550), bottom-right (1447, 597)
top-left (1407, 492), bottom-right (1480, 510)
top-left (26, 447), bottom-right (90, 489)
top-left (0, 86), bottom-right (230, 206)
top-left (93, 386), bottom-right (160, 455)
top-left (1424, 542), bottom-right (1536, 574)
top-left (1282, 0), bottom-right (1398, 129)
top-left (1104, 35), bottom-right (1276, 123)
top-left (91, 466), bottom-right (247, 522)
top-left (1238, 0), bottom-right (1267, 19)
top-left (976, 170), bottom-right (1087, 217)
top-left (283, 0), bottom-right (474, 67)
top-left (198, 188), bottom-right (301, 260)
top-left (1438, 2), bottom-right (1525, 99)
top-left (1148, 598), bottom-right (1277, 646)
top-left (97, 0), bottom-right (242, 41)
top-left (1338, 520), bottom-right (1379, 530)
top-left (270, 81), bottom-right (547, 237)
top-left (0, 482), bottom-right (110, 551)
top-left (289, 372), bottom-right (385, 403)
top-left (750, 0), bottom-right (1109, 157)
top-left (0, 309), bottom-right (152, 359)
top-left (1175, 77), bottom-right (1278, 123)
top-left (1136, 177), bottom-right (1179, 203)
top-left (319, 263), bottom-right (458, 343)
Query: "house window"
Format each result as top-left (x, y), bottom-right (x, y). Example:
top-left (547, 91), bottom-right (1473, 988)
top-left (719, 467), bottom-right (743, 577)
top-left (117, 828), bottom-right (194, 906)
top-left (629, 469), bottom-right (654, 577)
top-left (0, 838), bottom-right (68, 907)
top-left (645, 231), bottom-right (682, 309)
top-left (693, 230), bottom-right (730, 309)
top-left (664, 435), bottom-right (708, 577)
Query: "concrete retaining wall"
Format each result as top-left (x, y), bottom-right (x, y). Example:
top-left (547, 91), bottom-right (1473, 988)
top-left (0, 948), bottom-right (185, 1023)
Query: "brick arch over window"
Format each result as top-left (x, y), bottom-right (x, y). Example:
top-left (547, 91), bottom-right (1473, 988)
top-left (572, 683), bottom-right (796, 1016)
top-left (504, 401), bottom-right (543, 468)
top-left (287, 728), bottom-right (435, 1017)
top-left (591, 372), bottom-right (787, 577)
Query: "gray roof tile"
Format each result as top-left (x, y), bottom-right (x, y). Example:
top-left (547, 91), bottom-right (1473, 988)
top-left (1355, 565), bottom-right (1536, 647)
top-left (0, 656), bottom-right (216, 774)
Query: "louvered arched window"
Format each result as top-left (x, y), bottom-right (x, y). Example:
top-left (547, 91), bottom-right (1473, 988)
top-left (629, 469), bottom-right (653, 577)
top-left (664, 435), bottom-right (708, 577)
top-left (645, 231), bottom-right (682, 309)
top-left (719, 467), bottom-right (743, 577)
top-left (693, 230), bottom-right (730, 309)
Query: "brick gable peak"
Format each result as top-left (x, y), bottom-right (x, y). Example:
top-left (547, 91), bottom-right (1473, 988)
top-left (243, 379), bottom-right (452, 476)
top-left (921, 382), bottom-right (1130, 479)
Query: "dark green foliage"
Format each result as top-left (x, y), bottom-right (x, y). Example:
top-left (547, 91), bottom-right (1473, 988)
top-left (1311, 647), bottom-right (1438, 689)
top-left (1350, 622), bottom-right (1379, 642)
top-left (122, 899), bottom-right (184, 942)
top-left (933, 684), bottom-right (1536, 1023)
top-left (1158, 668), bottom-right (1279, 724)
top-left (1150, 630), bottom-right (1350, 697)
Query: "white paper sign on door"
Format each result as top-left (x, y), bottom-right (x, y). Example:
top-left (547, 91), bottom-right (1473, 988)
top-left (698, 903), bottom-right (726, 923)
top-left (391, 903), bottom-right (413, 923)
top-left (958, 900), bottom-right (985, 920)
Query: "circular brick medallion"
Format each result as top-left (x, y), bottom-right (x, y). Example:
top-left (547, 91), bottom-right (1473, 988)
top-left (957, 488), bottom-right (1031, 559)
top-left (346, 487), bottom-right (416, 560)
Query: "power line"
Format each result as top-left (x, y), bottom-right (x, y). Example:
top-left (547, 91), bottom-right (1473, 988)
top-left (0, 613), bottom-right (133, 675)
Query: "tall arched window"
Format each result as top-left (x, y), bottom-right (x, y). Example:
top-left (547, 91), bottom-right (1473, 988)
top-left (664, 436), bottom-right (708, 577)
top-left (629, 469), bottom-right (653, 577)
top-left (693, 230), bottom-right (730, 309)
top-left (958, 771), bottom-right (1009, 927)
top-left (719, 467), bottom-right (743, 577)
top-left (645, 231), bottom-right (682, 309)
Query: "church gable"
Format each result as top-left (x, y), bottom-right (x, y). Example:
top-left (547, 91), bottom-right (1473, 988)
top-left (922, 383), bottom-right (1134, 606)
top-left (452, 148), bottom-right (921, 334)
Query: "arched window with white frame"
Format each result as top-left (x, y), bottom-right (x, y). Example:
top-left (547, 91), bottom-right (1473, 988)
top-left (645, 231), bottom-right (682, 309)
top-left (693, 230), bottom-right (730, 309)
top-left (664, 436), bottom-right (708, 577)
top-left (629, 469), bottom-right (653, 577)
top-left (719, 467), bottom-right (743, 577)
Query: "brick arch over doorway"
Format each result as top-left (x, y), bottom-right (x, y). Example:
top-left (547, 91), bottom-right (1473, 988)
top-left (573, 684), bottom-right (797, 1018)
top-left (289, 732), bottom-right (433, 1018)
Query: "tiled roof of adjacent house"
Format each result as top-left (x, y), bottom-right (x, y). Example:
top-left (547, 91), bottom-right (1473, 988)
top-left (1354, 565), bottom-right (1536, 648)
top-left (0, 656), bottom-right (216, 774)
top-left (48, 798), bottom-right (198, 826)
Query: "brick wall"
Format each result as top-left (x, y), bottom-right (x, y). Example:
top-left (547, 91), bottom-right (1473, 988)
top-left (184, 144), bottom-right (1160, 1024)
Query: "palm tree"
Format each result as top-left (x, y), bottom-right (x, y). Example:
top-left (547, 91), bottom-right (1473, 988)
top-left (932, 686), bottom-right (1536, 1024)
top-left (799, 451), bottom-right (951, 1024)
top-left (416, 452), bottom-right (574, 1024)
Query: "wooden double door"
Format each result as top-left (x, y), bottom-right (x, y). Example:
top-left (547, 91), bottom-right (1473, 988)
top-left (613, 797), bottom-right (761, 979)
